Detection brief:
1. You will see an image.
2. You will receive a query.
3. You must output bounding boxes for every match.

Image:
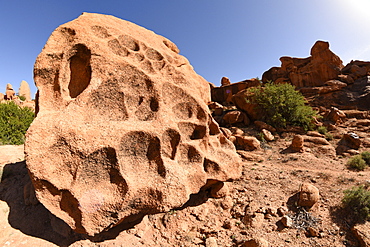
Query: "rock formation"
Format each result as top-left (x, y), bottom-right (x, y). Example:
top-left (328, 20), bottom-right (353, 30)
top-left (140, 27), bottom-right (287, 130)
top-left (25, 13), bottom-right (241, 236)
top-left (262, 41), bottom-right (343, 88)
top-left (18, 80), bottom-right (32, 101)
top-left (5, 83), bottom-right (15, 100)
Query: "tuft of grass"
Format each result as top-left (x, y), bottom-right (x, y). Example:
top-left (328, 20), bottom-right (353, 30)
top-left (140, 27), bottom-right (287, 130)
top-left (342, 185), bottom-right (370, 222)
top-left (347, 155), bottom-right (367, 171)
top-left (317, 126), bottom-right (328, 135)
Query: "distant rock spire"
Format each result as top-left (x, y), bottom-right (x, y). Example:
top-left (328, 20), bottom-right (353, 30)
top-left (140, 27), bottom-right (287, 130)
top-left (18, 80), bottom-right (31, 101)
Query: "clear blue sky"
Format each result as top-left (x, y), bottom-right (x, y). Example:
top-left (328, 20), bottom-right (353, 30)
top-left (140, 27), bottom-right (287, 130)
top-left (1, 0), bottom-right (370, 98)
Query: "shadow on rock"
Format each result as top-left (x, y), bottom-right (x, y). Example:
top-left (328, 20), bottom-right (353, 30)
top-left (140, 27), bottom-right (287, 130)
top-left (329, 205), bottom-right (360, 246)
top-left (0, 161), bottom-right (84, 246)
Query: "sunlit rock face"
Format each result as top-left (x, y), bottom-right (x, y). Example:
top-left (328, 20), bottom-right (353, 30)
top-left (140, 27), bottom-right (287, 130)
top-left (25, 12), bottom-right (241, 236)
top-left (262, 41), bottom-right (344, 88)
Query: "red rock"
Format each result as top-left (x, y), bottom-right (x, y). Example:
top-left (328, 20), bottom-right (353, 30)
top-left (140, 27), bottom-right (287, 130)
top-left (234, 135), bottom-right (260, 151)
top-left (290, 135), bottom-right (304, 152)
top-left (298, 183), bottom-right (320, 208)
top-left (232, 89), bottom-right (264, 121)
top-left (5, 83), bottom-right (15, 100)
top-left (222, 110), bottom-right (250, 126)
top-left (25, 13), bottom-right (241, 236)
top-left (221, 76), bottom-right (231, 86)
top-left (211, 79), bottom-right (260, 104)
top-left (18, 80), bottom-right (32, 101)
top-left (262, 41), bottom-right (343, 88)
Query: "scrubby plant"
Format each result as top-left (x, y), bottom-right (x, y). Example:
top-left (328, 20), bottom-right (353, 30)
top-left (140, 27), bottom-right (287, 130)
top-left (18, 95), bottom-right (26, 101)
top-left (246, 82), bottom-right (317, 130)
top-left (317, 126), bottom-right (328, 135)
top-left (342, 185), bottom-right (370, 222)
top-left (361, 151), bottom-right (370, 165)
top-left (0, 101), bottom-right (34, 145)
top-left (347, 155), bottom-right (367, 171)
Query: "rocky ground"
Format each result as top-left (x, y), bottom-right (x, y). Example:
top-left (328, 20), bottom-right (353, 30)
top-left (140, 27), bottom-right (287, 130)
top-left (1, 115), bottom-right (370, 247)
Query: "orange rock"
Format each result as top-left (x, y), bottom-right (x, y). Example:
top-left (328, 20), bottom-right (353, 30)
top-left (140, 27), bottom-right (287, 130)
top-left (298, 183), bottom-right (320, 208)
top-left (25, 13), bottom-right (241, 236)
top-left (262, 41), bottom-right (343, 88)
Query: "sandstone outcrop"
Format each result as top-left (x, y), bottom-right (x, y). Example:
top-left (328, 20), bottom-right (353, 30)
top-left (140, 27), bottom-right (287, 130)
top-left (211, 78), bottom-right (260, 104)
top-left (5, 83), bottom-right (15, 100)
top-left (25, 13), bottom-right (241, 236)
top-left (262, 41), bottom-right (343, 88)
top-left (18, 80), bottom-right (32, 101)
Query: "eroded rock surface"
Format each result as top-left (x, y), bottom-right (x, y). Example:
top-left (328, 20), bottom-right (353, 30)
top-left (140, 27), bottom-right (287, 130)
top-left (262, 41), bottom-right (343, 88)
top-left (25, 13), bottom-right (241, 236)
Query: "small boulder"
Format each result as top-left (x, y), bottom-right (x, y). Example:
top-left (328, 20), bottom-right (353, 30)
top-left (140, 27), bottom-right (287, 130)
top-left (280, 215), bottom-right (293, 228)
top-left (290, 135), bottom-right (304, 152)
top-left (223, 110), bottom-right (250, 126)
top-left (235, 136), bottom-right (261, 151)
top-left (242, 238), bottom-right (269, 247)
top-left (254, 121), bottom-right (276, 133)
top-left (298, 183), bottom-right (320, 208)
top-left (261, 129), bottom-right (274, 142)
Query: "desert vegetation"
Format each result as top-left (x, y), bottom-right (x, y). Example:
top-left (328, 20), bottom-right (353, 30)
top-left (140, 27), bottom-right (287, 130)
top-left (246, 82), bottom-right (317, 130)
top-left (0, 101), bottom-right (34, 145)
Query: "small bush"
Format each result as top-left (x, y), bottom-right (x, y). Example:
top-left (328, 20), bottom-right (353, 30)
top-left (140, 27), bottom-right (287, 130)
top-left (0, 101), bottom-right (34, 145)
top-left (347, 155), bottom-right (367, 171)
top-left (317, 126), bottom-right (328, 135)
top-left (18, 95), bottom-right (26, 101)
top-left (342, 185), bottom-right (370, 222)
top-left (361, 151), bottom-right (370, 165)
top-left (246, 82), bottom-right (317, 130)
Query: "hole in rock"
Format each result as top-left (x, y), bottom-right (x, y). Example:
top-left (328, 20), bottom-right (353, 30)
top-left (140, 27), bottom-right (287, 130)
top-left (68, 44), bottom-right (92, 98)
top-left (162, 129), bottom-right (181, 159)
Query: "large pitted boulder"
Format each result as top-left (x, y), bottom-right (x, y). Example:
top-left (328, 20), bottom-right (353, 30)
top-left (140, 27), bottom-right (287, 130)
top-left (25, 13), bottom-right (241, 236)
top-left (262, 41), bottom-right (343, 88)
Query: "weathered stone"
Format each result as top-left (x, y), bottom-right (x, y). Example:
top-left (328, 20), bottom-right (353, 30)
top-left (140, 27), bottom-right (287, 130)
top-left (254, 121), bottom-right (276, 133)
top-left (324, 107), bottom-right (346, 123)
top-left (211, 79), bottom-right (260, 104)
top-left (234, 136), bottom-right (261, 151)
top-left (221, 76), bottom-right (231, 86)
top-left (261, 129), bottom-right (274, 141)
top-left (208, 101), bottom-right (224, 116)
top-left (280, 215), bottom-right (293, 228)
top-left (18, 80), bottom-right (32, 101)
top-left (336, 132), bottom-right (362, 154)
top-left (352, 222), bottom-right (370, 247)
top-left (5, 83), bottom-right (15, 100)
top-left (25, 13), bottom-right (241, 236)
top-left (298, 183), bottom-right (320, 208)
top-left (262, 41), bottom-right (343, 88)
top-left (232, 89), bottom-right (264, 121)
top-left (303, 136), bottom-right (330, 145)
top-left (222, 110), bottom-right (250, 126)
top-left (242, 238), bottom-right (269, 247)
top-left (290, 135), bottom-right (304, 152)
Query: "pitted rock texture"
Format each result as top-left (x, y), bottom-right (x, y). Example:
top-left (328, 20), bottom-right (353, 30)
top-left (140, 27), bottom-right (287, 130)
top-left (25, 13), bottom-right (241, 236)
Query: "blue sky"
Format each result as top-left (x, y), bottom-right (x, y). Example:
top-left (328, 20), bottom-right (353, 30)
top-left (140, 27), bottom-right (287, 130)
top-left (1, 0), bottom-right (370, 98)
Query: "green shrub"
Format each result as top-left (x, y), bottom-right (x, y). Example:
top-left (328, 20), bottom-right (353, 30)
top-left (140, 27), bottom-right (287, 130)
top-left (18, 95), bottom-right (26, 101)
top-left (361, 151), bottom-right (370, 165)
top-left (0, 101), bottom-right (34, 145)
top-left (317, 126), bottom-right (328, 135)
top-left (246, 82), bottom-right (317, 130)
top-left (347, 155), bottom-right (367, 171)
top-left (342, 185), bottom-right (370, 222)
